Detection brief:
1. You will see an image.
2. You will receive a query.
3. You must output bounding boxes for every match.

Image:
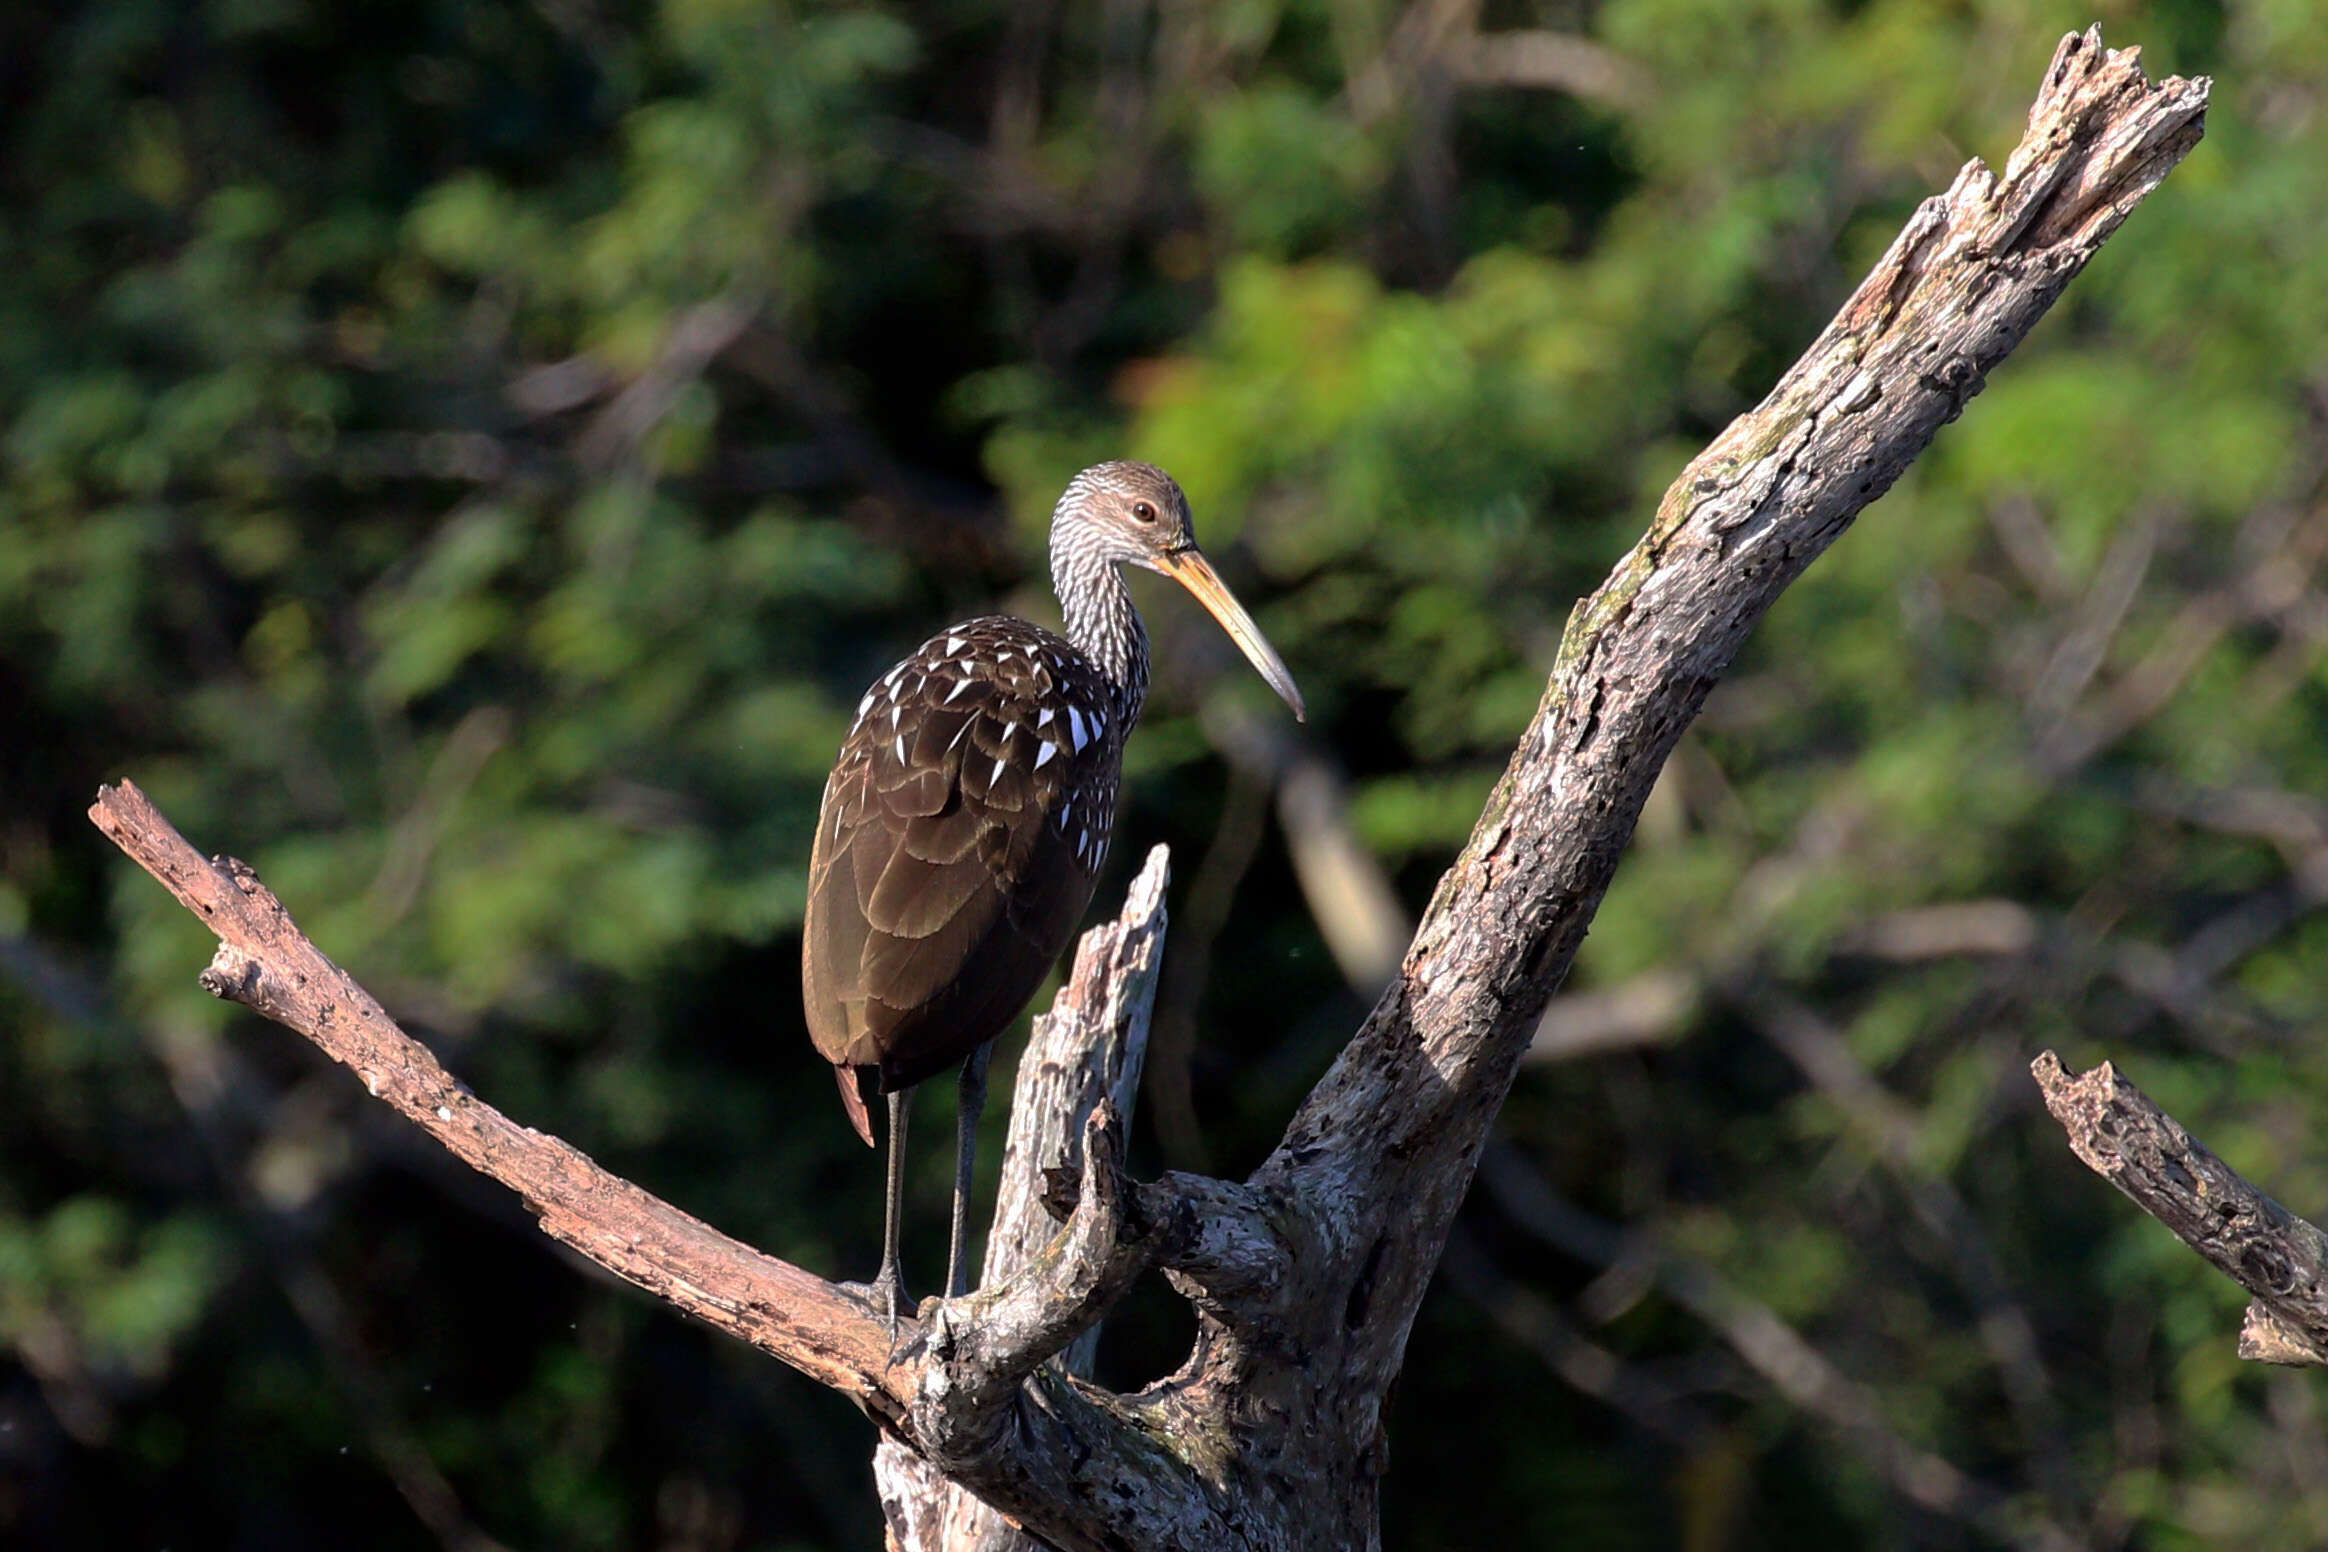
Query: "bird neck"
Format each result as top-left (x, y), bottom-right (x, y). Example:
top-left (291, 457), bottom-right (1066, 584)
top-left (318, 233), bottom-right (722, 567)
top-left (1052, 545), bottom-right (1149, 726)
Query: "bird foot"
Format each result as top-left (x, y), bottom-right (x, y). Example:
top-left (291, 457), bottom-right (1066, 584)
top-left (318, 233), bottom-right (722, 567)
top-left (873, 1267), bottom-right (906, 1328)
top-left (890, 1299), bottom-right (945, 1366)
top-left (840, 1268), bottom-right (915, 1352)
top-left (837, 1282), bottom-right (955, 1366)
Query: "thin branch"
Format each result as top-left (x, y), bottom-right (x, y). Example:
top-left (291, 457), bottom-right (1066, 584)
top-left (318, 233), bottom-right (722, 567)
top-left (1150, 771), bottom-right (1271, 1170)
top-left (1205, 703), bottom-right (1410, 997)
top-left (575, 290), bottom-right (763, 471)
top-left (364, 705), bottom-right (512, 928)
top-left (1453, 30), bottom-right (1655, 114)
top-left (1526, 967), bottom-right (1699, 1062)
top-left (2032, 1051), bottom-right (2328, 1368)
top-left (1739, 985), bottom-right (2068, 1496)
top-left (2037, 497), bottom-right (2328, 773)
top-left (1348, 0), bottom-right (1655, 126)
top-left (89, 780), bottom-right (905, 1413)
top-left (1439, 1232), bottom-right (1710, 1449)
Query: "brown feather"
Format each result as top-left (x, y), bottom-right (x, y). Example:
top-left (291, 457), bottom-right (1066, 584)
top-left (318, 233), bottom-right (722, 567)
top-left (833, 1064), bottom-right (875, 1148)
top-left (802, 617), bottom-right (1121, 1112)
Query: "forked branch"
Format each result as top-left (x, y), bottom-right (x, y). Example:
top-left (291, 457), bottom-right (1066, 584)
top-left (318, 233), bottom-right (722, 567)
top-left (87, 782), bottom-right (1229, 1550)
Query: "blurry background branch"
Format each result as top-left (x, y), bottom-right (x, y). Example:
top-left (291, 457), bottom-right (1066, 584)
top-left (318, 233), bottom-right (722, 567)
top-left (1474, 1144), bottom-right (2076, 1552)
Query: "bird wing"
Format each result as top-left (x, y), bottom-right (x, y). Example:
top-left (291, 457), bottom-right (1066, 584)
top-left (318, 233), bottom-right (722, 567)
top-left (802, 621), bottom-right (1115, 1125)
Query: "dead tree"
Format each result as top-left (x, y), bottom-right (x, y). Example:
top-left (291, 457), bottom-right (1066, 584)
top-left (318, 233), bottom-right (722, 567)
top-left (89, 30), bottom-right (2207, 1552)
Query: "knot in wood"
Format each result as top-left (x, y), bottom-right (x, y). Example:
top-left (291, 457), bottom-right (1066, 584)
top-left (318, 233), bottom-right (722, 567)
top-left (198, 945), bottom-right (263, 1003)
top-left (1918, 355), bottom-right (1983, 399)
top-left (2238, 1242), bottom-right (2296, 1296)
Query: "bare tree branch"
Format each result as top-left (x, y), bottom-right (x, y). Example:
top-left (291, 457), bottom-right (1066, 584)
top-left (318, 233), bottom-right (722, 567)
top-left (87, 782), bottom-right (1233, 1551)
top-left (1206, 34), bottom-right (2206, 1541)
top-left (1453, 30), bottom-right (1655, 114)
top-left (89, 781), bottom-right (907, 1406)
top-left (913, 1104), bottom-right (1185, 1454)
top-left (2032, 1051), bottom-right (2328, 1368)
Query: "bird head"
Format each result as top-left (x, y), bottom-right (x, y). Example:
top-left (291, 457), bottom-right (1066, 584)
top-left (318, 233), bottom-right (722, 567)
top-left (1052, 460), bottom-right (1306, 721)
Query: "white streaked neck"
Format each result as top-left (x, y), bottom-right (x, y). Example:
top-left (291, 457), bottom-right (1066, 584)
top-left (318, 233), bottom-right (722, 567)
top-left (1052, 544), bottom-right (1148, 727)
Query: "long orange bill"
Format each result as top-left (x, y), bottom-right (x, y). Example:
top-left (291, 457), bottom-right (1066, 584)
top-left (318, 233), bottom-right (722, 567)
top-left (1153, 546), bottom-right (1307, 722)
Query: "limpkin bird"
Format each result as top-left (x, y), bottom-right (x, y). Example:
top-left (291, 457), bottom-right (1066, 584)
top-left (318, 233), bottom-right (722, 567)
top-left (803, 461), bottom-right (1304, 1327)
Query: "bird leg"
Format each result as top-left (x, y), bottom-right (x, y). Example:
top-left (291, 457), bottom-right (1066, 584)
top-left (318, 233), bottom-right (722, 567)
top-left (873, 1086), bottom-right (911, 1337)
top-left (945, 1041), bottom-right (993, 1299)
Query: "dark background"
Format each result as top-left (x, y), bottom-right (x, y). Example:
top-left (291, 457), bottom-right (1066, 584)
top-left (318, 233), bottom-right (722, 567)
top-left (4, 0), bottom-right (2325, 1547)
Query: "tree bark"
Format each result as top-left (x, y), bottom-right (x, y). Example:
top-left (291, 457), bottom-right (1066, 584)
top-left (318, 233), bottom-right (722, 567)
top-left (879, 848), bottom-right (1172, 1551)
top-left (2032, 1052), bottom-right (2328, 1368)
top-left (91, 27), bottom-right (2209, 1552)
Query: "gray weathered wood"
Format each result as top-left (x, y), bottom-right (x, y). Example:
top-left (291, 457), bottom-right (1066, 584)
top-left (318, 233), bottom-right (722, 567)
top-left (1124, 31), bottom-right (2210, 1547)
top-left (879, 847), bottom-right (1170, 1552)
top-left (2032, 1051), bottom-right (2328, 1368)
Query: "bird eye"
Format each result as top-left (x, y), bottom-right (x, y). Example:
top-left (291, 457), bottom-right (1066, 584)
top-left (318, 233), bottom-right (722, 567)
top-left (1131, 500), bottom-right (1157, 523)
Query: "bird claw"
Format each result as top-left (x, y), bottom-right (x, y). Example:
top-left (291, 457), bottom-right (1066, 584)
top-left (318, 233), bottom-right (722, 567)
top-left (841, 1268), bottom-right (917, 1354)
top-left (888, 1312), bottom-right (936, 1367)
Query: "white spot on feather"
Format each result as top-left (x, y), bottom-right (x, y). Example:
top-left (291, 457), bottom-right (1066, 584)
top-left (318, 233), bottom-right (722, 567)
top-left (1068, 708), bottom-right (1089, 753)
top-left (1037, 707), bottom-right (1053, 728)
top-left (1035, 741), bottom-right (1058, 769)
top-left (945, 677), bottom-right (972, 703)
top-left (993, 757), bottom-right (1009, 787)
top-left (892, 735), bottom-right (907, 764)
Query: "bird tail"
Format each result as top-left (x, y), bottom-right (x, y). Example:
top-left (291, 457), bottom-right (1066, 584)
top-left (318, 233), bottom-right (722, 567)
top-left (833, 1064), bottom-right (877, 1148)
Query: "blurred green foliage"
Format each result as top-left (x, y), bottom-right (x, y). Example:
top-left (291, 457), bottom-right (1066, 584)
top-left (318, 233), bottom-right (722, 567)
top-left (4, 0), bottom-right (2326, 1547)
